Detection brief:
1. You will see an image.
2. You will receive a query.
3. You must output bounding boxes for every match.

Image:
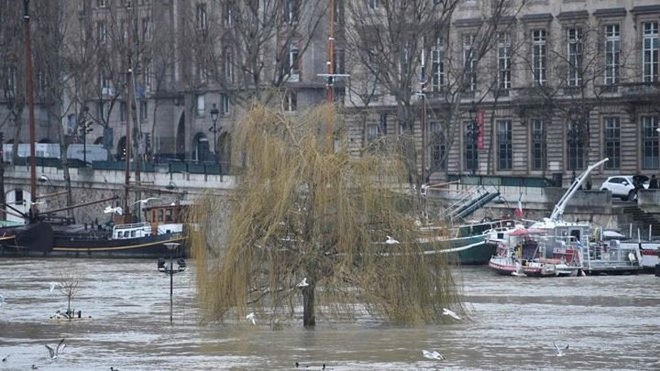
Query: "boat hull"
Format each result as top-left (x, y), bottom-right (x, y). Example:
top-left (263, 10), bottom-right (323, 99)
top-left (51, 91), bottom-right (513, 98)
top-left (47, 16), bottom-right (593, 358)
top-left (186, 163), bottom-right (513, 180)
top-left (51, 234), bottom-right (186, 258)
top-left (419, 234), bottom-right (493, 265)
top-left (0, 222), bottom-right (54, 257)
top-left (456, 240), bottom-right (496, 265)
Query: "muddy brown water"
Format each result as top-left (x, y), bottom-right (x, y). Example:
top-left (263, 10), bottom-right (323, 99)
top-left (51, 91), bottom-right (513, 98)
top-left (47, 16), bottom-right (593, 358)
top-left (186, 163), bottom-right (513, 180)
top-left (1, 258), bottom-right (659, 370)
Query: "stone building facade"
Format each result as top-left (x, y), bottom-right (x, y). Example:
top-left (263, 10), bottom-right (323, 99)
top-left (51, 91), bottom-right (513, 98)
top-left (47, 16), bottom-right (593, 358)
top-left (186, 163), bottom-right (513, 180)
top-left (1, 0), bottom-right (659, 186)
top-left (344, 0), bottom-right (660, 185)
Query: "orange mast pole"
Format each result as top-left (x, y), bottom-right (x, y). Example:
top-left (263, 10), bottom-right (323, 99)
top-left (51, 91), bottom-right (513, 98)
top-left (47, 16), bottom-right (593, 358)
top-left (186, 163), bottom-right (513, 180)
top-left (326, 0), bottom-right (335, 153)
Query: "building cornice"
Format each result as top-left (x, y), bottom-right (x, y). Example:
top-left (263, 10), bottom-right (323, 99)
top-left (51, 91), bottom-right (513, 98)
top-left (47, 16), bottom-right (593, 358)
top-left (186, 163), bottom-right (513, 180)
top-left (556, 10), bottom-right (589, 22)
top-left (630, 5), bottom-right (660, 15)
top-left (593, 7), bottom-right (627, 18)
top-left (520, 13), bottom-right (553, 23)
top-left (454, 18), bottom-right (483, 28)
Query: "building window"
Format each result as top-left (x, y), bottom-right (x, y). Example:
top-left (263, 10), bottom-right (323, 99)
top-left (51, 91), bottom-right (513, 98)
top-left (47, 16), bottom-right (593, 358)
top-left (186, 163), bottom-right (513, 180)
top-left (463, 34), bottom-right (476, 91)
top-left (497, 120), bottom-right (512, 171)
top-left (379, 113), bottom-right (388, 135)
top-left (36, 70), bottom-right (47, 97)
top-left (334, 0), bottom-right (344, 25)
top-left (432, 38), bottom-right (445, 92)
top-left (333, 48), bottom-right (345, 75)
top-left (140, 100), bottom-right (148, 120)
top-left (224, 2), bottom-right (234, 27)
top-left (398, 44), bottom-right (411, 81)
top-left (567, 27), bottom-right (583, 87)
top-left (368, 0), bottom-right (379, 9)
top-left (498, 32), bottom-right (511, 90)
top-left (603, 116), bottom-right (620, 169)
top-left (142, 17), bottom-right (152, 41)
top-left (196, 3), bottom-right (208, 32)
top-left (567, 121), bottom-right (585, 171)
top-left (120, 101), bottom-right (127, 121)
top-left (97, 101), bottom-right (105, 119)
top-left (3, 65), bottom-right (16, 98)
top-left (642, 116), bottom-right (660, 169)
top-left (367, 124), bottom-right (379, 142)
top-left (286, 43), bottom-right (300, 81)
top-left (100, 71), bottom-right (112, 96)
top-left (604, 24), bottom-right (620, 85)
top-left (643, 21), bottom-right (659, 83)
top-left (430, 121), bottom-right (447, 171)
top-left (531, 119), bottom-right (546, 171)
top-left (464, 121), bottom-right (478, 173)
top-left (97, 21), bottom-right (107, 43)
top-left (221, 93), bottom-right (230, 115)
top-left (532, 29), bottom-right (546, 86)
top-left (283, 91), bottom-right (297, 112)
top-left (283, 0), bottom-right (299, 24)
top-left (196, 94), bottom-right (205, 116)
top-left (224, 49), bottom-right (233, 83)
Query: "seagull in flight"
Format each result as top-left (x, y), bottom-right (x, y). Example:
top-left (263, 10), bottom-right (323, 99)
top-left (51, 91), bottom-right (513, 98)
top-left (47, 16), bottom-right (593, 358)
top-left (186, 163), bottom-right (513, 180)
top-left (131, 197), bottom-right (160, 206)
top-left (385, 235), bottom-right (400, 245)
top-left (45, 338), bottom-right (66, 359)
top-left (103, 206), bottom-right (123, 215)
top-left (422, 349), bottom-right (445, 360)
top-left (246, 312), bottom-right (257, 325)
top-left (49, 282), bottom-right (63, 293)
top-left (0, 294), bottom-right (4, 306)
top-left (442, 308), bottom-right (461, 320)
top-left (296, 277), bottom-right (309, 288)
top-left (553, 341), bottom-right (569, 357)
top-left (2, 354), bottom-right (9, 362)
top-left (512, 261), bottom-right (527, 277)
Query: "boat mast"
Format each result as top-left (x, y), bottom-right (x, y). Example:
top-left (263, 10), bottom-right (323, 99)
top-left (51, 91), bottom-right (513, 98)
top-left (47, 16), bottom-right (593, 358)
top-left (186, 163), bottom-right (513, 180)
top-left (123, 11), bottom-right (133, 223)
top-left (23, 0), bottom-right (38, 222)
top-left (549, 158), bottom-right (608, 222)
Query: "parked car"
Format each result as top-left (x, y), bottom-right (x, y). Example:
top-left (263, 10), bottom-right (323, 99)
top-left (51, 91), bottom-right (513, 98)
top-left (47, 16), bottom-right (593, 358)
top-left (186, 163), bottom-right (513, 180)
top-left (599, 175), bottom-right (649, 201)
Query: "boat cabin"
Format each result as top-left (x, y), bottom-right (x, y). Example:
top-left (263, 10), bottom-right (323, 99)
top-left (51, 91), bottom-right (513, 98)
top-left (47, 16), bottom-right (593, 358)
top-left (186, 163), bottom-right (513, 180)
top-left (111, 203), bottom-right (189, 239)
top-left (112, 222), bottom-right (153, 239)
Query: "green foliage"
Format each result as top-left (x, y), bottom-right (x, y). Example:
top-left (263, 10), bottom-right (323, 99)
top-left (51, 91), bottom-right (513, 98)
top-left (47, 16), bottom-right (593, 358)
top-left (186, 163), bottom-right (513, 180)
top-left (192, 103), bottom-right (463, 325)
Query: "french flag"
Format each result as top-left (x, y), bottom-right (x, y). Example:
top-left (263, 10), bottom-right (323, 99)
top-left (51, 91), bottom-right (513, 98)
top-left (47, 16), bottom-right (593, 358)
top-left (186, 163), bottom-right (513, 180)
top-left (514, 200), bottom-right (524, 219)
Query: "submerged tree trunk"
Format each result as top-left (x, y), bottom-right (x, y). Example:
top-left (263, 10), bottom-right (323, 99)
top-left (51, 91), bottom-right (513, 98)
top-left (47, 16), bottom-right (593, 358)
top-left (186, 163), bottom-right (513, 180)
top-left (302, 284), bottom-right (316, 328)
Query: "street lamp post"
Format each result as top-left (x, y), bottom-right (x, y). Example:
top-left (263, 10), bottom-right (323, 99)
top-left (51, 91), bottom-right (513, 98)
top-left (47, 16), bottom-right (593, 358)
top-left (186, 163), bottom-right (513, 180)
top-left (79, 106), bottom-right (92, 164)
top-left (208, 103), bottom-right (219, 163)
top-left (157, 242), bottom-right (185, 325)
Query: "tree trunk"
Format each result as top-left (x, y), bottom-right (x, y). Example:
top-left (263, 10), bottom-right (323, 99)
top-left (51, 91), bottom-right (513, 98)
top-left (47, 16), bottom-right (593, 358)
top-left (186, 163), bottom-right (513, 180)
top-left (302, 284), bottom-right (316, 328)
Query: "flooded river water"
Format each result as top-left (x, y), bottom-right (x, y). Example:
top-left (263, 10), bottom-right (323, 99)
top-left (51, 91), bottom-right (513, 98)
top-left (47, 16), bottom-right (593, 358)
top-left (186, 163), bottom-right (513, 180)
top-left (1, 258), bottom-right (659, 370)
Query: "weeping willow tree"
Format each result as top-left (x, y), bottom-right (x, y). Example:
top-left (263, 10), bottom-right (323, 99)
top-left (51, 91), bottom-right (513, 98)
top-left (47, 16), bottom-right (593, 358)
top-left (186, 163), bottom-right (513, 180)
top-left (191, 103), bottom-right (464, 328)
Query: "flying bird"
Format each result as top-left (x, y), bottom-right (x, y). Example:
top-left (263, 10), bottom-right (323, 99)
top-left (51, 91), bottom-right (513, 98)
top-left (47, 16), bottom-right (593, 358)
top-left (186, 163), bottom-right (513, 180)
top-left (45, 338), bottom-right (66, 359)
top-left (512, 261), bottom-right (527, 277)
top-left (385, 235), bottom-right (400, 245)
top-left (442, 308), bottom-right (461, 320)
top-left (132, 197), bottom-right (160, 206)
top-left (0, 294), bottom-right (4, 306)
top-left (553, 341), bottom-right (569, 357)
top-left (103, 206), bottom-right (123, 215)
top-left (49, 282), bottom-right (63, 293)
top-left (422, 350), bottom-right (445, 360)
top-left (296, 277), bottom-right (309, 288)
top-left (246, 312), bottom-right (257, 325)
top-left (2, 354), bottom-right (9, 362)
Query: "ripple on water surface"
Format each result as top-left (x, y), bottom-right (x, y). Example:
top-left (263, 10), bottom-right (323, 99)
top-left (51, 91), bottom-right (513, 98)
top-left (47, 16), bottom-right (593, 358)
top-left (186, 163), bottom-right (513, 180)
top-left (0, 260), bottom-right (658, 370)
